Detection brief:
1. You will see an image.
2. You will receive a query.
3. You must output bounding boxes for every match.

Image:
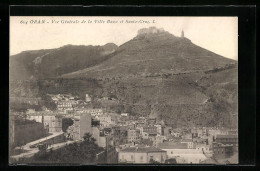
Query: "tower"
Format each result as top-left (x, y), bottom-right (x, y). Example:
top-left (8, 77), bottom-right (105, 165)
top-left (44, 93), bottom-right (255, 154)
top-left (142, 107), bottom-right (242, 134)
top-left (42, 112), bottom-right (44, 124)
top-left (181, 30), bottom-right (184, 37)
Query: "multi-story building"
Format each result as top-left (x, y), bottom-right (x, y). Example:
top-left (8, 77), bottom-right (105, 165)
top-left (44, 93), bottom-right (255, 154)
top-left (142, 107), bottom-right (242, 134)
top-left (212, 142), bottom-right (233, 158)
top-left (27, 113), bottom-right (43, 123)
top-left (127, 129), bottom-right (140, 143)
top-left (66, 118), bottom-right (80, 140)
top-left (111, 126), bottom-right (128, 146)
top-left (142, 126), bottom-right (157, 135)
top-left (76, 108), bottom-right (103, 116)
top-left (92, 127), bottom-right (106, 148)
top-left (158, 142), bottom-right (207, 164)
top-left (195, 144), bottom-right (211, 154)
top-left (106, 135), bottom-right (118, 163)
top-left (66, 113), bottom-right (92, 140)
top-left (154, 124), bottom-right (162, 135)
top-left (79, 113), bottom-right (92, 138)
top-left (10, 118), bottom-right (48, 147)
top-left (97, 114), bottom-right (112, 127)
top-left (181, 139), bottom-right (194, 149)
top-left (43, 115), bottom-right (63, 132)
top-left (215, 134), bottom-right (238, 146)
top-left (57, 101), bottom-right (74, 113)
top-left (162, 126), bottom-right (172, 138)
top-left (154, 135), bottom-right (166, 147)
top-left (118, 147), bottom-right (167, 164)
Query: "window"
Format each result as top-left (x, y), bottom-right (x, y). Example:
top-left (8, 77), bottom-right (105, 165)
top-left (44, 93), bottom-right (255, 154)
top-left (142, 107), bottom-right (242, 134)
top-left (131, 155), bottom-right (134, 160)
top-left (140, 156), bottom-right (143, 160)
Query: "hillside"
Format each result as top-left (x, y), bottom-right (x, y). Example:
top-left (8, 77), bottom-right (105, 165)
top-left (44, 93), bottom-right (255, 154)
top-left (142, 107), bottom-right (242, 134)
top-left (10, 27), bottom-right (238, 128)
top-left (63, 27), bottom-right (234, 79)
top-left (9, 43), bottom-right (118, 80)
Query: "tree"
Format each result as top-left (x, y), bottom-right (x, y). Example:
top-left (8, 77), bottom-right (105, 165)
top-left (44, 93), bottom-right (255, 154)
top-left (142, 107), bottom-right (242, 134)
top-left (165, 158), bottom-right (177, 164)
top-left (62, 118), bottom-right (73, 132)
top-left (83, 133), bottom-right (96, 143)
top-left (13, 132), bottom-right (104, 164)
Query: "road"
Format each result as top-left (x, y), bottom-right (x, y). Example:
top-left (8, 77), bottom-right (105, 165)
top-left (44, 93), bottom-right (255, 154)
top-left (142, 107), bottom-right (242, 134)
top-left (11, 132), bottom-right (80, 161)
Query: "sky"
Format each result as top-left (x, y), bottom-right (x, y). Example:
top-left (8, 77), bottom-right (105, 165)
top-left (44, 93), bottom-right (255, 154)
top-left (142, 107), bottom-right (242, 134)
top-left (10, 16), bottom-right (238, 60)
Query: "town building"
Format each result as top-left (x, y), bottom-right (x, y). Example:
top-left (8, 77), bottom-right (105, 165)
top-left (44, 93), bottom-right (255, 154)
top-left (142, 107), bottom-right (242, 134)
top-left (146, 118), bottom-right (156, 125)
top-left (97, 114), bottom-right (112, 127)
top-left (79, 113), bottom-right (92, 138)
top-left (10, 118), bottom-right (48, 147)
top-left (142, 126), bottom-right (157, 135)
top-left (66, 118), bottom-right (80, 140)
top-left (121, 113), bottom-right (128, 117)
top-left (27, 113), bottom-right (43, 123)
top-left (118, 147), bottom-right (167, 164)
top-left (195, 144), bottom-right (211, 154)
top-left (158, 142), bottom-right (207, 164)
top-left (92, 127), bottom-right (106, 148)
top-left (215, 134), bottom-right (238, 146)
top-left (85, 94), bottom-right (91, 102)
top-left (154, 135), bottom-right (166, 147)
top-left (76, 108), bottom-right (104, 116)
top-left (162, 126), bottom-right (172, 138)
top-left (111, 126), bottom-right (128, 146)
top-left (212, 142), bottom-right (233, 158)
top-left (67, 113), bottom-right (92, 140)
top-left (127, 129), bottom-right (138, 143)
top-left (106, 135), bottom-right (118, 163)
top-left (43, 115), bottom-right (63, 132)
top-left (57, 101), bottom-right (74, 113)
top-left (154, 124), bottom-right (162, 135)
top-left (181, 139), bottom-right (194, 149)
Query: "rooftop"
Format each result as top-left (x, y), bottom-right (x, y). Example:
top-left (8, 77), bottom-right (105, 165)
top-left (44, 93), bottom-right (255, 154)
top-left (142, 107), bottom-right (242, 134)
top-left (216, 134), bottom-right (238, 139)
top-left (158, 142), bottom-right (188, 149)
top-left (181, 139), bottom-right (193, 142)
top-left (120, 146), bottom-right (166, 153)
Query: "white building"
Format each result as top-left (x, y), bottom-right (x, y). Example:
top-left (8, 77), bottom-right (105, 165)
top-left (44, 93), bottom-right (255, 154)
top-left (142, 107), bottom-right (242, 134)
top-left (158, 142), bottom-right (207, 164)
top-left (181, 139), bottom-right (194, 149)
top-left (154, 124), bottom-right (162, 135)
top-left (85, 94), bottom-right (91, 102)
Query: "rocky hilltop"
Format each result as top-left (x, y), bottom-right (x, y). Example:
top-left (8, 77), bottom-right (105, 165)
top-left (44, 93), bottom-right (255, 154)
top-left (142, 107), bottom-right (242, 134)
top-left (10, 27), bottom-right (238, 128)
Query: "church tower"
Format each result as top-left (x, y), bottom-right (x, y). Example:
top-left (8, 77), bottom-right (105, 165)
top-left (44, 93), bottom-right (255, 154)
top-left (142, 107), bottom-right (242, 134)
top-left (181, 30), bottom-right (184, 37)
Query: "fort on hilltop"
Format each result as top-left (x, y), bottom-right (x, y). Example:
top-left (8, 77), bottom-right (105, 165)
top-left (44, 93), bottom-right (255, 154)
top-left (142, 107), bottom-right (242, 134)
top-left (137, 27), bottom-right (165, 36)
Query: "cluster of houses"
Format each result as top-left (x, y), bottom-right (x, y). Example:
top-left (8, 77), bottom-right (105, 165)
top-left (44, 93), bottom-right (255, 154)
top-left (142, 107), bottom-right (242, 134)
top-left (11, 93), bottom-right (238, 164)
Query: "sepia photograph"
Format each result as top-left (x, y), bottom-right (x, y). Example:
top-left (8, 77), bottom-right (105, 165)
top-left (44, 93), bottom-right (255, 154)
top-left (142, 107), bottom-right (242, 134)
top-left (9, 16), bottom-right (238, 165)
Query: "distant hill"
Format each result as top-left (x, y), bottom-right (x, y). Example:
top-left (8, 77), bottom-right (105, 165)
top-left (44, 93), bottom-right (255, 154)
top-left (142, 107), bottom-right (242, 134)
top-left (9, 43), bottom-right (118, 80)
